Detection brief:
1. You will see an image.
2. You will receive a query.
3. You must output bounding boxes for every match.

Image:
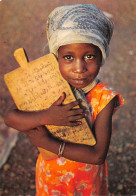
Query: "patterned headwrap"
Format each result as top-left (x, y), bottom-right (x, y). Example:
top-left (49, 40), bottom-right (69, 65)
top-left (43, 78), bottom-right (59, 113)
top-left (46, 4), bottom-right (113, 64)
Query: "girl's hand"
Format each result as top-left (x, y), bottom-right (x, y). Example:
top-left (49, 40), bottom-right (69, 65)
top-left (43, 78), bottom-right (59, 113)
top-left (42, 92), bottom-right (85, 127)
top-left (4, 93), bottom-right (85, 132)
top-left (24, 126), bottom-right (58, 160)
top-left (24, 126), bottom-right (50, 148)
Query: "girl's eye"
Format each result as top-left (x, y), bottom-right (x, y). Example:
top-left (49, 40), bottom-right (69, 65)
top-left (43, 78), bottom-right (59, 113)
top-left (64, 55), bottom-right (74, 61)
top-left (84, 55), bottom-right (95, 60)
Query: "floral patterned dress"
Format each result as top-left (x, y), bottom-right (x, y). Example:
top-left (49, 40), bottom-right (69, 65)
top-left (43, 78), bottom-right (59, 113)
top-left (36, 82), bottom-right (124, 196)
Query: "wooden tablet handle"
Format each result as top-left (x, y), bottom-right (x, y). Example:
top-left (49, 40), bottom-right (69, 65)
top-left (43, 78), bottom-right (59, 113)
top-left (14, 48), bottom-right (28, 68)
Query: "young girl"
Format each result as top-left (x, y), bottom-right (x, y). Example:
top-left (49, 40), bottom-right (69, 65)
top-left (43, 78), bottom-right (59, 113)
top-left (4, 4), bottom-right (124, 196)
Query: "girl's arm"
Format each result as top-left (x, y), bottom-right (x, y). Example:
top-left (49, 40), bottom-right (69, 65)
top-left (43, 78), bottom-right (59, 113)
top-left (4, 92), bottom-right (85, 131)
top-left (26, 97), bottom-right (116, 165)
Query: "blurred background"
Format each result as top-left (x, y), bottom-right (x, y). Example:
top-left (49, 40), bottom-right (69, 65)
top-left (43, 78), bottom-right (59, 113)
top-left (0, 0), bottom-right (136, 195)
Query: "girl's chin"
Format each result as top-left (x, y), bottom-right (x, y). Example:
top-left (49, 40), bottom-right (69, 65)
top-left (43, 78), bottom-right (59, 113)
top-left (68, 77), bottom-right (95, 88)
top-left (70, 81), bottom-right (90, 89)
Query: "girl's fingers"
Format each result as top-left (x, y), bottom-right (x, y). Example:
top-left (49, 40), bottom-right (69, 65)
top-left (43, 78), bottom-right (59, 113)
top-left (64, 100), bottom-right (80, 110)
top-left (67, 121), bottom-right (82, 127)
top-left (68, 113), bottom-right (85, 122)
top-left (68, 108), bottom-right (84, 116)
top-left (53, 92), bottom-right (66, 106)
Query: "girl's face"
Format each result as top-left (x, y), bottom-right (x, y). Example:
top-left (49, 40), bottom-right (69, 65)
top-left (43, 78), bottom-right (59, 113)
top-left (58, 43), bottom-right (102, 88)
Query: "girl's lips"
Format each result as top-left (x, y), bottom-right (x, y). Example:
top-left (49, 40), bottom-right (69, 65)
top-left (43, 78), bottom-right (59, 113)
top-left (71, 78), bottom-right (87, 85)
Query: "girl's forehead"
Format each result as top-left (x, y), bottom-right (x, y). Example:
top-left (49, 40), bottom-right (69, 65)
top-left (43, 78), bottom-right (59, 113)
top-left (58, 43), bottom-right (100, 53)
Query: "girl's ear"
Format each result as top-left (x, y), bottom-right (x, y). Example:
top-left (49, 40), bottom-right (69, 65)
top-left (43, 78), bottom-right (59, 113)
top-left (100, 62), bottom-right (102, 67)
top-left (97, 50), bottom-right (102, 67)
top-left (95, 45), bottom-right (102, 66)
top-left (99, 49), bottom-right (102, 66)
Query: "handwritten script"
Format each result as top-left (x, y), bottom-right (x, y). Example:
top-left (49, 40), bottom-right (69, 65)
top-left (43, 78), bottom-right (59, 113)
top-left (4, 51), bottom-right (96, 146)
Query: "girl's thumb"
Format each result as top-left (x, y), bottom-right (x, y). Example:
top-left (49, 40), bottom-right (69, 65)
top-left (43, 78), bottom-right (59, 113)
top-left (54, 92), bottom-right (66, 106)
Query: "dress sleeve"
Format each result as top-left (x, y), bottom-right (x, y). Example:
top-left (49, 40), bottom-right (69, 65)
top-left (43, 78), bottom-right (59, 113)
top-left (97, 86), bottom-right (124, 115)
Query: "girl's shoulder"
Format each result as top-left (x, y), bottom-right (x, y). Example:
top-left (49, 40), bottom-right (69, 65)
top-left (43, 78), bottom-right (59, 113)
top-left (92, 81), bottom-right (118, 94)
top-left (86, 81), bottom-right (124, 117)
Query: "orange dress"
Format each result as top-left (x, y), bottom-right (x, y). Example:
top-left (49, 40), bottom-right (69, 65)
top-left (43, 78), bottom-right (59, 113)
top-left (36, 82), bottom-right (124, 196)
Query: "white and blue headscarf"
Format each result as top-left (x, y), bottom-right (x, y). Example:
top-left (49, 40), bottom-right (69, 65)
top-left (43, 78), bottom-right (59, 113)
top-left (46, 4), bottom-right (113, 64)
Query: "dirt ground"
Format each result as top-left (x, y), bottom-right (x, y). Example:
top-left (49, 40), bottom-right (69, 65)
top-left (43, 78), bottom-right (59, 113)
top-left (0, 0), bottom-right (136, 195)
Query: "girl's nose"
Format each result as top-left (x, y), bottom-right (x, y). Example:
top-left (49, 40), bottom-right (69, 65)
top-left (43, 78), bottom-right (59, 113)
top-left (73, 59), bottom-right (87, 73)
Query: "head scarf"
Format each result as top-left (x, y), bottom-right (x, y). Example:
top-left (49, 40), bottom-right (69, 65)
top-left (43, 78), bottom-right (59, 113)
top-left (46, 4), bottom-right (113, 64)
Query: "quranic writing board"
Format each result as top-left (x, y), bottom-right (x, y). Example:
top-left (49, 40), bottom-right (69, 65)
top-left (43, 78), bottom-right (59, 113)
top-left (4, 48), bottom-right (96, 158)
